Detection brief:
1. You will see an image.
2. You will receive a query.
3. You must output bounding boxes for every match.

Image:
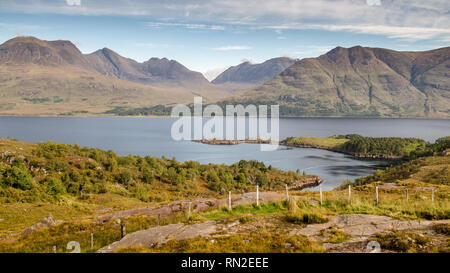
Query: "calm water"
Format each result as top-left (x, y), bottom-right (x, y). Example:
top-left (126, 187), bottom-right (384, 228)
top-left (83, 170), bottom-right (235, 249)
top-left (0, 117), bottom-right (449, 190)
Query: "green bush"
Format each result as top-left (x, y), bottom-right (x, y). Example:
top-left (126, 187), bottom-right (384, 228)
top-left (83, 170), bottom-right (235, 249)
top-left (115, 171), bottom-right (132, 185)
top-left (1, 165), bottom-right (33, 190)
top-left (45, 178), bottom-right (66, 196)
top-left (284, 212), bottom-right (328, 225)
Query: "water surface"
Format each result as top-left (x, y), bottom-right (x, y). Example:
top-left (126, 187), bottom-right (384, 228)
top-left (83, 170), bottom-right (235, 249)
top-left (0, 117), bottom-right (448, 190)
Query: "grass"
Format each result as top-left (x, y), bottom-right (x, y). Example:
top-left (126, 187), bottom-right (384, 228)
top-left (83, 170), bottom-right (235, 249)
top-left (0, 193), bottom-right (153, 238)
top-left (115, 233), bottom-right (324, 253)
top-left (202, 202), bottom-right (287, 221)
top-left (373, 231), bottom-right (431, 253)
top-left (297, 190), bottom-right (449, 220)
top-left (0, 193), bottom-right (448, 253)
top-left (282, 136), bottom-right (349, 149)
top-left (0, 212), bottom-right (194, 253)
top-left (322, 228), bottom-right (351, 244)
top-left (433, 223), bottom-right (450, 235)
top-left (0, 137), bottom-right (448, 253)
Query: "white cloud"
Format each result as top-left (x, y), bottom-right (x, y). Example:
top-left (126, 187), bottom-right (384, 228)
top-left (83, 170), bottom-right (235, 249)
top-left (203, 67), bottom-right (229, 81)
top-left (14, 30), bottom-right (24, 37)
top-left (66, 0), bottom-right (81, 6)
top-left (212, 45), bottom-right (252, 51)
top-left (147, 22), bottom-right (225, 31)
top-left (266, 24), bottom-right (450, 42)
top-left (366, 0), bottom-right (381, 6)
top-left (241, 58), bottom-right (253, 63)
top-left (1, 1), bottom-right (449, 42)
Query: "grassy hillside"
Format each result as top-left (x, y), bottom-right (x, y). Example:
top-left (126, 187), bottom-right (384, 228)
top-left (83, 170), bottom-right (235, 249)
top-left (0, 137), bottom-right (448, 253)
top-left (0, 153), bottom-right (448, 253)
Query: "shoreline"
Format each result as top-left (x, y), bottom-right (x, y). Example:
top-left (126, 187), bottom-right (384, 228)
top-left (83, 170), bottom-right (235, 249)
top-left (0, 114), bottom-right (448, 120)
top-left (193, 138), bottom-right (405, 160)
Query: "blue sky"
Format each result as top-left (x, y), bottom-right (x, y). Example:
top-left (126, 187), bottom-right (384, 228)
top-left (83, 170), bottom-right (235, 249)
top-left (0, 0), bottom-right (449, 80)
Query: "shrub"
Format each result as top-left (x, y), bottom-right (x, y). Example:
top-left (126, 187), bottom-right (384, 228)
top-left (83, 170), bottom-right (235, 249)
top-left (284, 212), bottom-right (328, 225)
top-left (115, 171), bottom-right (132, 185)
top-left (46, 178), bottom-right (66, 196)
top-left (2, 165), bottom-right (33, 190)
top-left (374, 231), bottom-right (430, 252)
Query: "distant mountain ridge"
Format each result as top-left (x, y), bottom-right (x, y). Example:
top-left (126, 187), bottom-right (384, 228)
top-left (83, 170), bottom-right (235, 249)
top-left (0, 36), bottom-right (228, 115)
top-left (0, 36), bottom-right (210, 87)
top-left (0, 36), bottom-right (449, 118)
top-left (228, 46), bottom-right (450, 118)
top-left (212, 57), bottom-right (296, 85)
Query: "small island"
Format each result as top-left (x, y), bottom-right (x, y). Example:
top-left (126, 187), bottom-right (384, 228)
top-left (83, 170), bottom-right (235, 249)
top-left (192, 138), bottom-right (272, 145)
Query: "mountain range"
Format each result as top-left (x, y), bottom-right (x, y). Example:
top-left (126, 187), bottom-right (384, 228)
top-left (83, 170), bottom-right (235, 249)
top-left (0, 36), bottom-right (227, 115)
top-left (0, 36), bottom-right (449, 117)
top-left (228, 46), bottom-right (450, 118)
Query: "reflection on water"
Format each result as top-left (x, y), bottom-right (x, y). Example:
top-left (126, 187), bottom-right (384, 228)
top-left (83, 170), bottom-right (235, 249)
top-left (325, 164), bottom-right (384, 177)
top-left (0, 116), bottom-right (448, 190)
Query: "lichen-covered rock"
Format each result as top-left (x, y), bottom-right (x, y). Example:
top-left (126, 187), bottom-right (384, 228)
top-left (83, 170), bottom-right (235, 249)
top-left (21, 214), bottom-right (63, 236)
top-left (97, 221), bottom-right (217, 253)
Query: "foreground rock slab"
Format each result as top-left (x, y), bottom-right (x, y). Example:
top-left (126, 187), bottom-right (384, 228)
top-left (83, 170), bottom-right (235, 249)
top-left (98, 221), bottom-right (218, 253)
top-left (290, 214), bottom-right (450, 252)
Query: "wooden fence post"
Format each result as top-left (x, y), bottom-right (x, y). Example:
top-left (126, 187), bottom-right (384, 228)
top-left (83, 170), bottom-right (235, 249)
top-left (120, 220), bottom-right (126, 238)
top-left (228, 191), bottom-right (232, 210)
top-left (285, 184), bottom-right (289, 201)
top-left (188, 202), bottom-right (192, 219)
top-left (405, 188), bottom-right (408, 201)
top-left (319, 185), bottom-right (323, 205)
top-left (157, 214), bottom-right (160, 226)
top-left (256, 185), bottom-right (259, 206)
top-left (375, 186), bottom-right (379, 205)
top-left (90, 233), bottom-right (94, 252)
top-left (431, 189), bottom-right (435, 202)
top-left (53, 245), bottom-right (56, 253)
top-left (348, 185), bottom-right (351, 202)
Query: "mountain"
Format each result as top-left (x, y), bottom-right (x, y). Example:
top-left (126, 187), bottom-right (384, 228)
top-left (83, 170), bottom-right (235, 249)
top-left (228, 46), bottom-right (450, 118)
top-left (87, 48), bottom-right (211, 88)
top-left (212, 57), bottom-right (296, 85)
top-left (0, 36), bottom-right (229, 115)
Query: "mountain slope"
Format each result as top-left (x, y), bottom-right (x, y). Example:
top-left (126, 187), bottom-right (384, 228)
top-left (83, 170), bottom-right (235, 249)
top-left (0, 36), bottom-right (229, 115)
top-left (229, 46), bottom-right (450, 117)
top-left (212, 57), bottom-right (296, 85)
top-left (86, 48), bottom-right (211, 88)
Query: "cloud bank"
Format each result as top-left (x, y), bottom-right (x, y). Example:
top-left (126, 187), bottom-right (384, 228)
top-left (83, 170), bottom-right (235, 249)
top-left (1, 0), bottom-right (449, 42)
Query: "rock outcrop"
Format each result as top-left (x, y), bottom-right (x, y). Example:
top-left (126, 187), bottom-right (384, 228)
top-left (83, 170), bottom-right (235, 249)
top-left (21, 214), bottom-right (63, 236)
top-left (97, 221), bottom-right (218, 253)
